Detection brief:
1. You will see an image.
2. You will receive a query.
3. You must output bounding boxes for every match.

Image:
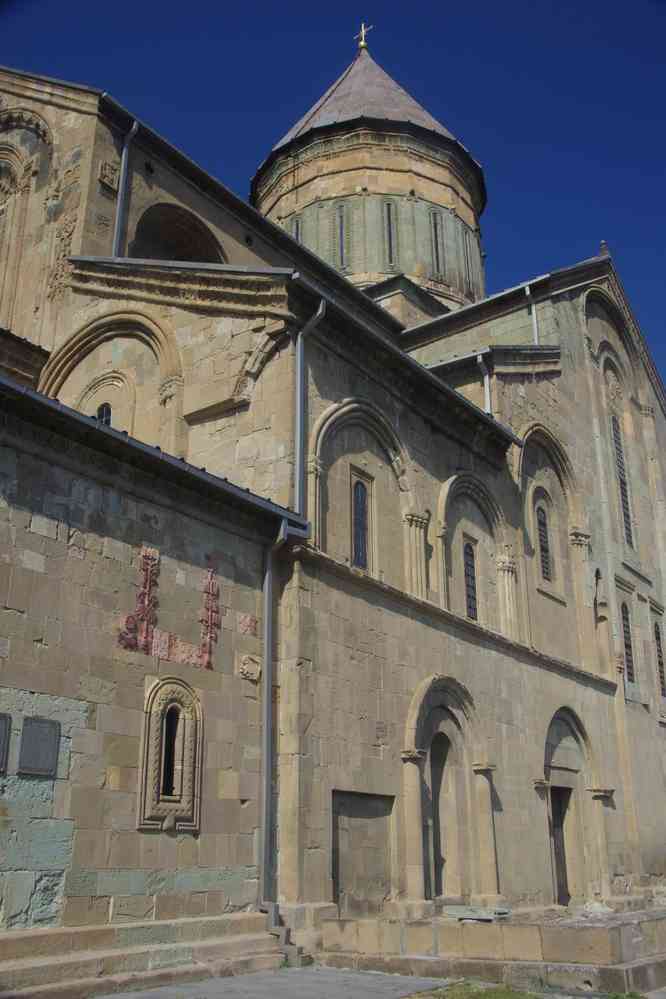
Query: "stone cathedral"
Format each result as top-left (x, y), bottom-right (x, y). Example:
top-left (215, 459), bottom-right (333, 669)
top-left (1, 33), bottom-right (666, 995)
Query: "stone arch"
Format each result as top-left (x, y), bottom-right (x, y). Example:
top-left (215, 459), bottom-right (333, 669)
top-left (138, 677), bottom-right (203, 834)
top-left (0, 142), bottom-right (31, 329)
top-left (129, 202), bottom-right (225, 264)
top-left (309, 398), bottom-right (416, 554)
top-left (585, 287), bottom-right (640, 393)
top-left (438, 473), bottom-right (512, 633)
top-left (0, 107), bottom-right (54, 149)
top-left (39, 310), bottom-right (184, 453)
top-left (401, 675), bottom-right (498, 903)
top-left (75, 369), bottom-right (137, 435)
top-left (540, 707), bottom-right (607, 904)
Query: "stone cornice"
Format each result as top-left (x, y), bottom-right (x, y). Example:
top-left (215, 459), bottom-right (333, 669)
top-left (68, 258), bottom-right (296, 322)
top-left (289, 543), bottom-right (617, 695)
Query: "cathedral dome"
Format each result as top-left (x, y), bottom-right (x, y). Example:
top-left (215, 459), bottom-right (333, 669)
top-left (251, 44), bottom-right (487, 309)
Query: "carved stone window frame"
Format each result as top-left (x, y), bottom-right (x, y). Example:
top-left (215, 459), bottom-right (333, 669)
top-left (138, 677), bottom-right (203, 834)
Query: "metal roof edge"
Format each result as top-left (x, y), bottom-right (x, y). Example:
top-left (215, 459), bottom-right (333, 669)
top-left (0, 373), bottom-right (307, 529)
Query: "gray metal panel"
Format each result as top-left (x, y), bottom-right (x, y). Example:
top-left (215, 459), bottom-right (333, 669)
top-left (18, 717), bottom-right (61, 778)
top-left (0, 713), bottom-right (10, 774)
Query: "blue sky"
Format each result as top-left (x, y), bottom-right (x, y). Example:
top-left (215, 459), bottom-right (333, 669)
top-left (4, 0), bottom-right (665, 371)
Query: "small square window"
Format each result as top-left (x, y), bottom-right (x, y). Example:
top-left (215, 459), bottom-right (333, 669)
top-left (18, 717), bottom-right (61, 778)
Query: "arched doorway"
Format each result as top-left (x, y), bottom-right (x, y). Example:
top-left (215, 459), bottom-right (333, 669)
top-left (544, 711), bottom-right (589, 905)
top-left (422, 716), bottom-right (468, 901)
top-left (402, 675), bottom-right (499, 905)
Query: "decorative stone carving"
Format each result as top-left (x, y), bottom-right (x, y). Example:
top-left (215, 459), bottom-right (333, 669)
top-left (119, 546), bottom-right (160, 654)
top-left (569, 527), bottom-right (591, 548)
top-left (137, 677), bottom-right (203, 834)
top-left (46, 212), bottom-right (77, 301)
top-left (199, 568), bottom-right (220, 670)
top-left (98, 160), bottom-right (119, 193)
top-left (236, 653), bottom-right (262, 683)
top-left (0, 107), bottom-right (53, 146)
top-left (0, 161), bottom-right (17, 207)
top-left (237, 612), bottom-right (258, 636)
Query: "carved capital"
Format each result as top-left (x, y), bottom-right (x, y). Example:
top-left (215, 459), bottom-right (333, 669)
top-left (401, 748), bottom-right (426, 764)
top-left (159, 375), bottom-right (184, 406)
top-left (472, 762), bottom-right (497, 775)
top-left (404, 513), bottom-right (428, 530)
top-left (496, 555), bottom-right (516, 575)
top-left (586, 786), bottom-right (615, 801)
top-left (570, 527), bottom-right (592, 548)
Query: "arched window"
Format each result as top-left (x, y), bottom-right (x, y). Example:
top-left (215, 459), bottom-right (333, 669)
top-left (655, 622), bottom-right (666, 698)
top-left (138, 678), bottom-right (202, 833)
top-left (352, 479), bottom-right (369, 570)
top-left (96, 402), bottom-right (112, 427)
top-left (463, 542), bottom-right (478, 620)
top-left (536, 506), bottom-right (551, 581)
top-left (161, 705), bottom-right (180, 797)
top-left (384, 201), bottom-right (397, 267)
top-left (611, 414), bottom-right (633, 547)
top-left (336, 204), bottom-right (346, 269)
top-left (621, 602), bottom-right (635, 683)
top-left (430, 211), bottom-right (444, 278)
top-left (292, 215), bottom-right (302, 243)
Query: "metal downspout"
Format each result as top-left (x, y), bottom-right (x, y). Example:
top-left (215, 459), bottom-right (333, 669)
top-left (525, 284), bottom-right (540, 346)
top-left (112, 119), bottom-right (138, 258)
top-left (477, 353), bottom-right (492, 415)
top-left (294, 299), bottom-right (326, 516)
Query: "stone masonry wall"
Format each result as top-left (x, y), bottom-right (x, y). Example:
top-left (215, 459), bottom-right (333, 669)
top-left (0, 411), bottom-right (269, 929)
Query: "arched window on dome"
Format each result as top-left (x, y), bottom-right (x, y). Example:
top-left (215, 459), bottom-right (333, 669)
top-left (384, 201), bottom-right (398, 269)
top-left (430, 211), bottom-right (444, 279)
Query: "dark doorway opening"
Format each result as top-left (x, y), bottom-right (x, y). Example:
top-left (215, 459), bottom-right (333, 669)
top-left (551, 786), bottom-right (571, 905)
top-left (429, 732), bottom-right (450, 898)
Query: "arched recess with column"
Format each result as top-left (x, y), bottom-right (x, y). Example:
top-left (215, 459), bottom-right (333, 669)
top-left (438, 473), bottom-right (517, 638)
top-left (309, 398), bottom-right (423, 594)
top-left (518, 424), bottom-right (589, 665)
top-left (0, 108), bottom-right (53, 331)
top-left (401, 675), bottom-right (501, 905)
top-left (38, 310), bottom-right (186, 455)
top-left (539, 707), bottom-right (609, 905)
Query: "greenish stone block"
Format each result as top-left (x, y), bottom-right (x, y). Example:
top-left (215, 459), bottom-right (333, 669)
top-left (2, 818), bottom-right (73, 871)
top-left (64, 868), bottom-right (98, 896)
top-left (0, 775), bottom-right (54, 817)
top-left (96, 869), bottom-right (148, 896)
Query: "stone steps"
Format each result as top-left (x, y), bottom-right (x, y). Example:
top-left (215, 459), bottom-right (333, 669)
top-left (0, 913), bottom-right (285, 998)
top-left (318, 949), bottom-right (666, 993)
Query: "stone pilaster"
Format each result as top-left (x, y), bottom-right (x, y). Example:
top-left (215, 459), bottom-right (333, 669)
top-left (496, 546), bottom-right (520, 641)
top-left (471, 763), bottom-right (502, 903)
top-left (404, 513), bottom-right (428, 600)
top-left (569, 527), bottom-right (595, 670)
top-left (401, 748), bottom-right (427, 902)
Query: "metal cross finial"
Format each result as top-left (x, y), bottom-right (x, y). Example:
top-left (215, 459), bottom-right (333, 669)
top-left (355, 21), bottom-right (374, 50)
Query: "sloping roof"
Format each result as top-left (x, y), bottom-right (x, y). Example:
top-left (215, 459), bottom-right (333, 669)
top-left (274, 48), bottom-right (459, 151)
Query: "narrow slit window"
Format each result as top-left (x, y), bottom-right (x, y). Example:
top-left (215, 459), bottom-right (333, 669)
top-left (463, 542), bottom-right (478, 620)
top-left (96, 402), bottom-right (112, 427)
top-left (611, 414), bottom-right (633, 547)
top-left (536, 506), bottom-right (551, 581)
top-left (431, 212), bottom-right (443, 276)
top-left (655, 622), bottom-right (666, 697)
top-left (337, 204), bottom-right (345, 268)
top-left (293, 216), bottom-right (301, 243)
top-left (385, 202), bottom-right (396, 266)
top-left (352, 479), bottom-right (369, 570)
top-left (463, 230), bottom-right (472, 289)
top-left (621, 602), bottom-right (635, 684)
top-left (161, 705), bottom-right (180, 796)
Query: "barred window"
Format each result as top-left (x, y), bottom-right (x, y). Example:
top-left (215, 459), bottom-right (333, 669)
top-left (463, 542), bottom-right (478, 620)
top-left (655, 622), bottom-right (666, 698)
top-left (352, 479), bottom-right (369, 570)
top-left (430, 211), bottom-right (444, 277)
top-left (611, 414), bottom-right (633, 547)
top-left (621, 601), bottom-right (635, 683)
top-left (536, 506), bottom-right (551, 581)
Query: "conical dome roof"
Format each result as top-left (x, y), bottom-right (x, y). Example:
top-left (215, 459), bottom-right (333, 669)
top-left (273, 48), bottom-right (460, 151)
